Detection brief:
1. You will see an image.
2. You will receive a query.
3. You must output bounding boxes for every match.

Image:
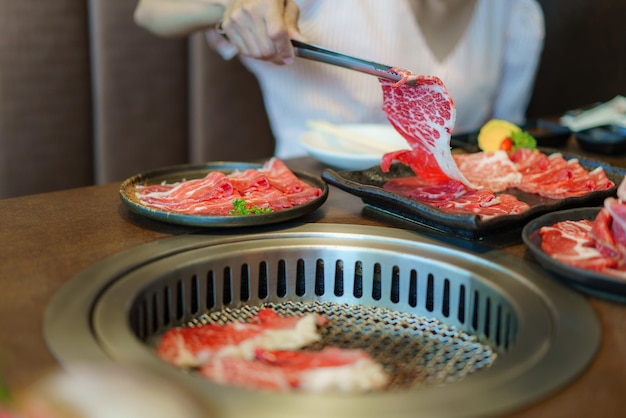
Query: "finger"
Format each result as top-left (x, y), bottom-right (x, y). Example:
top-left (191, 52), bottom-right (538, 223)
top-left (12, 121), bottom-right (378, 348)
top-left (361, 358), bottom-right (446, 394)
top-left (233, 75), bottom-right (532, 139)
top-left (265, 1), bottom-right (298, 63)
top-left (220, 22), bottom-right (249, 56)
top-left (228, 7), bottom-right (285, 60)
top-left (284, 0), bottom-right (305, 42)
top-left (223, 11), bottom-right (268, 58)
top-left (241, 12), bottom-right (276, 58)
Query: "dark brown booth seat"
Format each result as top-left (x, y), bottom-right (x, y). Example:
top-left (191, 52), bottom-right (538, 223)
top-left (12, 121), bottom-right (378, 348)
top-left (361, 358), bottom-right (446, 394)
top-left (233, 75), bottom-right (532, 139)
top-left (0, 0), bottom-right (624, 198)
top-left (0, 0), bottom-right (274, 199)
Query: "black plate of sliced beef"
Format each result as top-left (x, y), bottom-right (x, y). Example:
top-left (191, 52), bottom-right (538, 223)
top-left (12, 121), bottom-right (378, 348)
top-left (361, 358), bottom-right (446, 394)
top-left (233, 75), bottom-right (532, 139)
top-left (321, 150), bottom-right (626, 240)
top-left (522, 207), bottom-right (626, 300)
top-left (120, 161), bottom-right (328, 228)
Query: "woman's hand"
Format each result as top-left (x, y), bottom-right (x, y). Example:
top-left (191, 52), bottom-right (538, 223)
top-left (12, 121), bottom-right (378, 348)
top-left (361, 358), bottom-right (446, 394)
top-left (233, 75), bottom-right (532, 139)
top-left (220, 0), bottom-right (303, 65)
top-left (134, 0), bottom-right (303, 65)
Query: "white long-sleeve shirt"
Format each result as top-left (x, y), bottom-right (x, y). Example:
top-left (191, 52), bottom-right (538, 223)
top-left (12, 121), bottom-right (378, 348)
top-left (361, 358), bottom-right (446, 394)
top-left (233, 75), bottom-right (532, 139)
top-left (208, 0), bottom-right (545, 159)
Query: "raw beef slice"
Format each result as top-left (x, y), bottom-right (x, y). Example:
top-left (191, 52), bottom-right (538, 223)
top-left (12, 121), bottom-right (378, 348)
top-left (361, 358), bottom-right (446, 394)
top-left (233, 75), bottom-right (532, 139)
top-left (379, 75), bottom-right (474, 188)
top-left (540, 220), bottom-right (617, 271)
top-left (200, 347), bottom-right (389, 393)
top-left (157, 309), bottom-right (327, 367)
top-left (135, 158), bottom-right (322, 216)
top-left (453, 151), bottom-right (522, 192)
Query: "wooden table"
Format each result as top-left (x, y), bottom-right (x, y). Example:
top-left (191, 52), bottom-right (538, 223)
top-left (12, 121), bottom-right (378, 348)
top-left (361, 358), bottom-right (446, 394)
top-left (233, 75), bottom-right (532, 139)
top-left (2, 140), bottom-right (626, 417)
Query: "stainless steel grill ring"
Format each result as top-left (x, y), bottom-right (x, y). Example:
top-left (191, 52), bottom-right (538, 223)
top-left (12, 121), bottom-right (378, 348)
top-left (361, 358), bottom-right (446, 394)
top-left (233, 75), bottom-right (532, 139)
top-left (44, 223), bottom-right (599, 418)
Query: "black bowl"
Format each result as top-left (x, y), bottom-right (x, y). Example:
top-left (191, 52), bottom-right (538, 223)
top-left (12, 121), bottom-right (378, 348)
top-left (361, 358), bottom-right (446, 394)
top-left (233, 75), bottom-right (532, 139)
top-left (521, 119), bottom-right (572, 148)
top-left (575, 124), bottom-right (626, 155)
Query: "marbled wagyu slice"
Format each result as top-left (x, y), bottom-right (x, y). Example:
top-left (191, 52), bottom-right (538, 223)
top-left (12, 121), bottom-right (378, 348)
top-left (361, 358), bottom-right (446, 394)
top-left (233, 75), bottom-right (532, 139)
top-left (380, 73), bottom-right (474, 188)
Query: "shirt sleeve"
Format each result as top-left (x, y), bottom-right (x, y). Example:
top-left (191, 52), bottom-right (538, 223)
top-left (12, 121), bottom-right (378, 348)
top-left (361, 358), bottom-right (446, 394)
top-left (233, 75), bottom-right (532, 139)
top-left (492, 0), bottom-right (545, 124)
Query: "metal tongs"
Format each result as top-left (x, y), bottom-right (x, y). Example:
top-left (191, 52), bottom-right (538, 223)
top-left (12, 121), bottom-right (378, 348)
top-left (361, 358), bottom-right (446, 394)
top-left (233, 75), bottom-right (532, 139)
top-left (215, 22), bottom-right (415, 85)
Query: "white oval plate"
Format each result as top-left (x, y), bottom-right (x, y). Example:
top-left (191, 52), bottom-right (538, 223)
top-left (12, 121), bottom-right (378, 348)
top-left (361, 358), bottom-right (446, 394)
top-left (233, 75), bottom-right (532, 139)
top-left (299, 123), bottom-right (410, 170)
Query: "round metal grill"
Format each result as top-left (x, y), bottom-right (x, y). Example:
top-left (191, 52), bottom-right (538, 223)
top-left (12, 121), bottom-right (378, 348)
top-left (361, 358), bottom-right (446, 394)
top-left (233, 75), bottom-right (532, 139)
top-left (44, 223), bottom-right (600, 418)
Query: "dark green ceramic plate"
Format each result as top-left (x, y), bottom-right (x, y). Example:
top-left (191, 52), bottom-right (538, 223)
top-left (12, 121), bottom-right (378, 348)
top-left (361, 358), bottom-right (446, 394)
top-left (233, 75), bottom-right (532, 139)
top-left (120, 162), bottom-right (328, 228)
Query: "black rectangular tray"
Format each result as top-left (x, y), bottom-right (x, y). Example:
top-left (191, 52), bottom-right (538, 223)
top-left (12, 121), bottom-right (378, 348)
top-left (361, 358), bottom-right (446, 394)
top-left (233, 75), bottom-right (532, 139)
top-left (321, 150), bottom-right (626, 240)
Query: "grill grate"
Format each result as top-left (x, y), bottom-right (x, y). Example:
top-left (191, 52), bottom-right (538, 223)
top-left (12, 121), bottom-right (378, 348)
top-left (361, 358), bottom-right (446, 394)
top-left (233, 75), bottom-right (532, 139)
top-left (170, 301), bottom-right (496, 390)
top-left (131, 248), bottom-right (518, 357)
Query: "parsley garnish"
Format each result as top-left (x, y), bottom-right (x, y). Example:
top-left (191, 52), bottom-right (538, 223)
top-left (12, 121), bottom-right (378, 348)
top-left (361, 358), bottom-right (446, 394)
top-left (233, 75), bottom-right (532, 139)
top-left (230, 198), bottom-right (273, 215)
top-left (0, 375), bottom-right (10, 403)
top-left (510, 130), bottom-right (537, 150)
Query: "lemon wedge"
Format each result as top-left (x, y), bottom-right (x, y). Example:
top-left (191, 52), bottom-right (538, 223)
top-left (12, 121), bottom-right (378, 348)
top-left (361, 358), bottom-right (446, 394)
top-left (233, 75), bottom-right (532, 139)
top-left (477, 119), bottom-right (522, 152)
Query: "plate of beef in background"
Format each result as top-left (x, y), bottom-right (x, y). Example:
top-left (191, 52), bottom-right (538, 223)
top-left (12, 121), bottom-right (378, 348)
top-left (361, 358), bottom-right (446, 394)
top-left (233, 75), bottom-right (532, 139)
top-left (321, 151), bottom-right (626, 240)
top-left (119, 161), bottom-right (328, 228)
top-left (522, 207), bottom-right (626, 300)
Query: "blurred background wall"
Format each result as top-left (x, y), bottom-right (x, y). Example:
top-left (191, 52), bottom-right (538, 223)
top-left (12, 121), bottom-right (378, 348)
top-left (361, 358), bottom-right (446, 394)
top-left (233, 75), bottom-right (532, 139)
top-left (0, 0), bottom-right (624, 198)
top-left (527, 0), bottom-right (626, 117)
